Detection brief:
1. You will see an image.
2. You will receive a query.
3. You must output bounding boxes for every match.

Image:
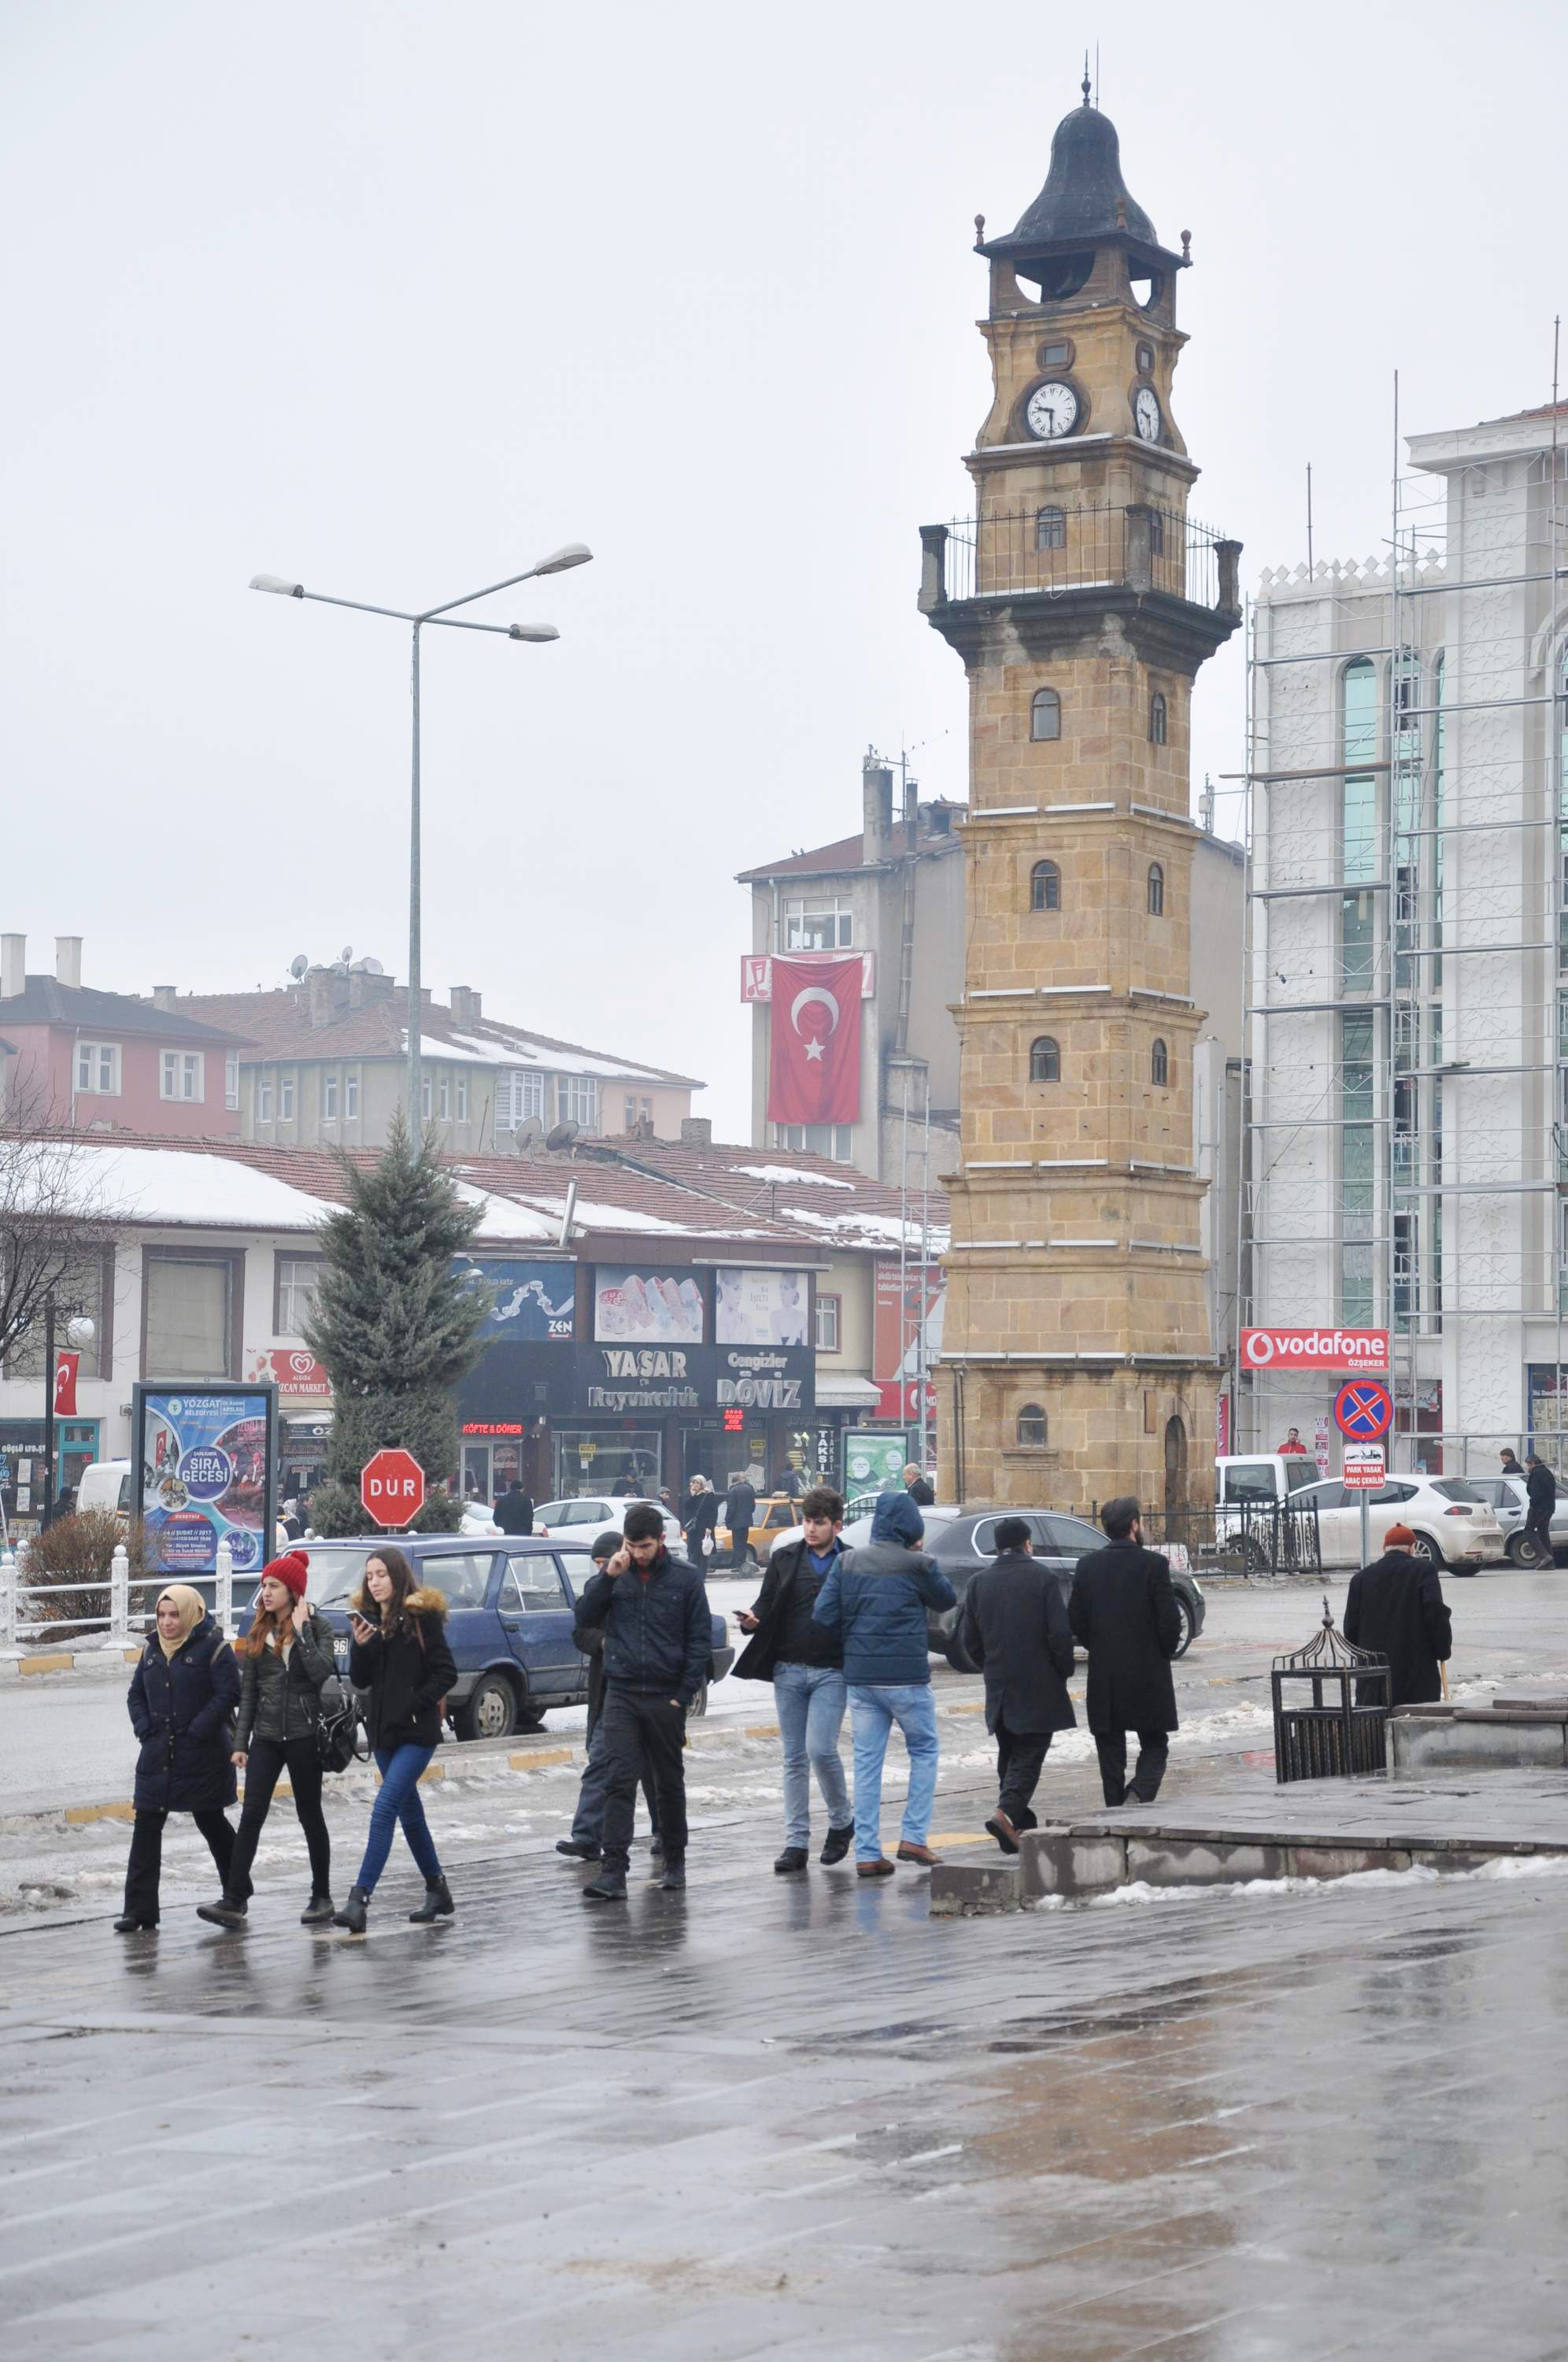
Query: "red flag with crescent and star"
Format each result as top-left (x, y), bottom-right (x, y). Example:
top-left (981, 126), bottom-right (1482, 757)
top-left (767, 955), bottom-right (863, 1127)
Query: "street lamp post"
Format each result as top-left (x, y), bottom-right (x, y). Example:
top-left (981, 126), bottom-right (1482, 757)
top-left (40, 1305), bottom-right (95, 1531)
top-left (250, 543), bottom-right (592, 1126)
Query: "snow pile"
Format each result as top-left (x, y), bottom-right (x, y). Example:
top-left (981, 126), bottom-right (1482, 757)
top-left (731, 1164), bottom-right (856, 1191)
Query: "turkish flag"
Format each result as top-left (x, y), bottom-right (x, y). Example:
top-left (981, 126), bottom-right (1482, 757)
top-left (54, 1352), bottom-right (80, 1416)
top-left (767, 955), bottom-right (862, 1126)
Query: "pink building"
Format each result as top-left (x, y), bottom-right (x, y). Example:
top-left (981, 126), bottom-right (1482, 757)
top-left (0, 935), bottom-right (250, 1139)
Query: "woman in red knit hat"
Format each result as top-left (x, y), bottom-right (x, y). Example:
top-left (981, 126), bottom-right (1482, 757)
top-left (198, 1549), bottom-right (340, 1929)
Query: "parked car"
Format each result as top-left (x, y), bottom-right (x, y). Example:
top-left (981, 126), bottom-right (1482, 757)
top-left (236, 1532), bottom-right (733, 1742)
top-left (534, 1494), bottom-right (684, 1554)
top-left (74, 1461), bottom-right (133, 1518)
top-left (1284, 1473), bottom-right (1503, 1574)
top-left (831, 1503), bottom-right (1206, 1670)
top-left (718, 1494), bottom-right (804, 1563)
top-left (1464, 1474), bottom-right (1568, 1566)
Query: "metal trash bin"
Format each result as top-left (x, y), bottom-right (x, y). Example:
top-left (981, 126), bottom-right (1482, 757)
top-left (1271, 1597), bottom-right (1389, 1785)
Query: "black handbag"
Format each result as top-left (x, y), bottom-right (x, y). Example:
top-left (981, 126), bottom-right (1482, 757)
top-left (314, 1674), bottom-right (368, 1773)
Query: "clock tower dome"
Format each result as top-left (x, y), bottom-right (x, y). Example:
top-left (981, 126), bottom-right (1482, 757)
top-left (919, 87), bottom-right (1241, 1517)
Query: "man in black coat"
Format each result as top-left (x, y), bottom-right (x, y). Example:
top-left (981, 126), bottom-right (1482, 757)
top-left (1499, 1448), bottom-right (1525, 1479)
top-left (904, 1464), bottom-right (936, 1506)
top-left (1525, 1454), bottom-right (1557, 1562)
top-left (1342, 1522), bottom-right (1452, 1706)
top-left (723, 1475), bottom-right (758, 1569)
top-left (494, 1481), bottom-right (534, 1535)
top-left (959, 1518), bottom-right (1076, 1853)
top-left (1069, 1496), bottom-right (1182, 1808)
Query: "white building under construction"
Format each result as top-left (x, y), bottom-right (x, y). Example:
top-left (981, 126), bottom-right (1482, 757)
top-left (1244, 396), bottom-right (1568, 1472)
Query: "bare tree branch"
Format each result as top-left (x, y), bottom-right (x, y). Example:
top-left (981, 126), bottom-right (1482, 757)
top-left (0, 1077), bottom-right (127, 1368)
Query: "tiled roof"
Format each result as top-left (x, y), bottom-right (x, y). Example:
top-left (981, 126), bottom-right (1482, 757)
top-left (1485, 398), bottom-right (1568, 424)
top-left (175, 987), bottom-right (700, 1085)
top-left (0, 978), bottom-right (250, 1045)
top-left (586, 1137), bottom-right (949, 1255)
top-left (736, 813), bottom-right (965, 883)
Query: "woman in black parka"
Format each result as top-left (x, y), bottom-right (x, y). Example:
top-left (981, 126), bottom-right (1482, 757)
top-left (116, 1583), bottom-right (244, 1934)
top-left (333, 1546), bottom-right (457, 1935)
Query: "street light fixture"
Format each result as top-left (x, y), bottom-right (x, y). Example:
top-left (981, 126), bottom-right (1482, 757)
top-left (249, 542), bottom-right (593, 1124)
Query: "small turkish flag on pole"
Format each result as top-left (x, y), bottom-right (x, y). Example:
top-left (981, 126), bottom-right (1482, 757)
top-left (767, 955), bottom-right (863, 1127)
top-left (54, 1352), bottom-right (80, 1417)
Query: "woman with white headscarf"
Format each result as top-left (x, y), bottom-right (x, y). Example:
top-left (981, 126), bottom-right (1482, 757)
top-left (116, 1583), bottom-right (244, 1934)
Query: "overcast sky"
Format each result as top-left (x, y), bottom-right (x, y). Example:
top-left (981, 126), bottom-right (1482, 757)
top-left (5, 0), bottom-right (1566, 1139)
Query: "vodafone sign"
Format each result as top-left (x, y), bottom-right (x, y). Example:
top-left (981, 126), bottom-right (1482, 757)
top-left (1241, 1326), bottom-right (1389, 1375)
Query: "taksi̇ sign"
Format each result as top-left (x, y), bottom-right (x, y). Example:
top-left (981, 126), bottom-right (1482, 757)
top-left (1241, 1327), bottom-right (1389, 1375)
top-left (361, 1449), bottom-right (425, 1527)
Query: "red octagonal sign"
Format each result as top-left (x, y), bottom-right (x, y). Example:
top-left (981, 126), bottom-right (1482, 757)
top-left (361, 1448), bottom-right (426, 1529)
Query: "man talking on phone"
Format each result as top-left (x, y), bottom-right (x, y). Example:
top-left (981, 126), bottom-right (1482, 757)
top-left (572, 1503), bottom-right (712, 1900)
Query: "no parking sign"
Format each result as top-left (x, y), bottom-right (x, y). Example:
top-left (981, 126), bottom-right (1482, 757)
top-left (1333, 1379), bottom-right (1392, 1444)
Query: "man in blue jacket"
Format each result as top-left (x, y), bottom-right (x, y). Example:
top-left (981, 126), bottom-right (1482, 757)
top-left (573, 1505), bottom-right (712, 1900)
top-left (812, 1492), bottom-right (955, 1877)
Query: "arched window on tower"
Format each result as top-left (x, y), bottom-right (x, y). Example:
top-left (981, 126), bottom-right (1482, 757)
top-left (1030, 687), bottom-right (1062, 742)
top-left (1035, 505), bottom-right (1067, 551)
top-left (1030, 859), bottom-right (1060, 912)
top-left (1151, 1037), bottom-right (1170, 1087)
top-left (1148, 861), bottom-right (1165, 916)
top-left (1030, 1037), bottom-right (1060, 1083)
top-left (1016, 1403), bottom-right (1048, 1448)
top-left (1149, 691), bottom-right (1167, 745)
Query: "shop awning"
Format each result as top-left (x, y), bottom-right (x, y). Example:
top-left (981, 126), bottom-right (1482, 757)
top-left (814, 1375), bottom-right (883, 1410)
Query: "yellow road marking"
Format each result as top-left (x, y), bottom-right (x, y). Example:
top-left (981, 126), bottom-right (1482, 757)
top-left (65, 1801), bottom-right (135, 1824)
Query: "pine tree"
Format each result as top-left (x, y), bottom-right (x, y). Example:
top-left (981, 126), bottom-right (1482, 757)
top-left (304, 1113), bottom-right (489, 1535)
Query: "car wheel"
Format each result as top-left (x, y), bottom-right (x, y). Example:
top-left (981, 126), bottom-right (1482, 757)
top-left (1172, 1594), bottom-right (1195, 1657)
top-left (688, 1682), bottom-right (709, 1719)
top-left (1407, 1532), bottom-right (1445, 1572)
top-left (1505, 1533), bottom-right (1531, 1568)
top-left (453, 1672), bottom-right (520, 1743)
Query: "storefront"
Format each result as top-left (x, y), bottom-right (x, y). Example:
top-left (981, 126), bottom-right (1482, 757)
top-left (0, 1417), bottom-right (102, 1538)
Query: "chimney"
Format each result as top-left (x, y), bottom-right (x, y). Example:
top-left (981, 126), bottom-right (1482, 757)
top-left (152, 985), bottom-right (178, 1013)
top-left (0, 935), bottom-right (23, 1000)
top-left (55, 936), bottom-right (83, 990)
top-left (679, 1116), bottom-right (712, 1148)
top-left (308, 970), bottom-right (347, 1027)
top-left (450, 986), bottom-right (481, 1027)
top-left (862, 756), bottom-right (893, 865)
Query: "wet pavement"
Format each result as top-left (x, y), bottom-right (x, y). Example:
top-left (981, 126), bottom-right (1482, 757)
top-left (5, 1569), bottom-right (1568, 2359)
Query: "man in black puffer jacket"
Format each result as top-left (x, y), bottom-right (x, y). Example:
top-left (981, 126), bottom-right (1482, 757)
top-left (573, 1505), bottom-right (711, 1900)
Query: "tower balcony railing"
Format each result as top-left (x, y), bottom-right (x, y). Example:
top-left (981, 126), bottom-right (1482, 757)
top-left (919, 503), bottom-right (1241, 617)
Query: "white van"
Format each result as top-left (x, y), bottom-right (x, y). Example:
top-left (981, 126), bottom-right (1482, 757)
top-left (74, 1461), bottom-right (133, 1517)
top-left (1215, 1453), bottom-right (1323, 1509)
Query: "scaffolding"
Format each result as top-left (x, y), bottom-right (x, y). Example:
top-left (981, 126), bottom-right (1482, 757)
top-left (1237, 368), bottom-right (1568, 1474)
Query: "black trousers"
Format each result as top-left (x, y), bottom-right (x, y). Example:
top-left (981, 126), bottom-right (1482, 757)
top-left (994, 1720), bottom-right (1052, 1827)
top-left (1525, 1509), bottom-right (1554, 1560)
top-left (124, 1807), bottom-right (242, 1923)
top-left (228, 1735), bottom-right (331, 1897)
top-left (1094, 1731), bottom-right (1170, 1808)
top-left (599, 1689), bottom-right (687, 1874)
top-left (728, 1525), bottom-right (752, 1568)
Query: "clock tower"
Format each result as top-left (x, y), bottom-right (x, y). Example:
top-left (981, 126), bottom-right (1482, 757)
top-left (919, 87), bottom-right (1241, 1517)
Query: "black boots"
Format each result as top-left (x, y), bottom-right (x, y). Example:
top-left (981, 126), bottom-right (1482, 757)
top-left (658, 1857), bottom-right (686, 1891)
top-left (195, 1894), bottom-right (248, 1930)
top-left (333, 1885), bottom-right (370, 1934)
top-left (113, 1915), bottom-right (157, 1934)
top-left (582, 1870), bottom-right (627, 1901)
top-left (408, 1876), bottom-right (454, 1923)
top-left (820, 1824), bottom-right (855, 1865)
top-left (775, 1847), bottom-right (809, 1875)
top-left (301, 1892), bottom-right (335, 1926)
top-left (555, 1838), bottom-right (601, 1860)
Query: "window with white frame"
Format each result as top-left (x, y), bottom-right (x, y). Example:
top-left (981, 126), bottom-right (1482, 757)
top-left (75, 1042), bottom-right (120, 1095)
top-left (323, 1071), bottom-right (338, 1121)
top-left (257, 1072), bottom-right (275, 1123)
top-left (421, 1074), bottom-right (432, 1119)
top-left (774, 1121), bottom-right (852, 1162)
top-left (344, 1068), bottom-right (359, 1120)
top-left (278, 1072), bottom-right (295, 1121)
top-left (496, 1068), bottom-right (545, 1131)
top-left (559, 1074), bottom-right (596, 1127)
top-left (438, 1072), bottom-right (451, 1120)
top-left (457, 1073), bottom-right (468, 1122)
top-left (783, 894), bottom-right (852, 950)
top-left (815, 1294), bottom-right (840, 1353)
top-left (224, 1050), bottom-right (240, 1111)
top-left (160, 1050), bottom-right (205, 1102)
top-left (275, 1254), bottom-right (324, 1337)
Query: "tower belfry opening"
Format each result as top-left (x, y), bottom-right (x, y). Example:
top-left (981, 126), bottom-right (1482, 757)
top-left (919, 89), bottom-right (1241, 1512)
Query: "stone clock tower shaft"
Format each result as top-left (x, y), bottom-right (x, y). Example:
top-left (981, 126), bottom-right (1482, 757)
top-left (919, 90), bottom-right (1241, 1516)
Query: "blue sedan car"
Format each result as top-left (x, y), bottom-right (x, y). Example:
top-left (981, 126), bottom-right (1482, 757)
top-left (239, 1533), bottom-right (734, 1743)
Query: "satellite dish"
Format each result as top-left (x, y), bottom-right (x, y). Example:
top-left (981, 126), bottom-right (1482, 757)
top-left (289, 953), bottom-right (309, 980)
top-left (544, 1120), bottom-right (579, 1152)
top-left (515, 1116), bottom-right (545, 1149)
top-left (362, 957), bottom-right (384, 976)
top-left (340, 946), bottom-right (353, 964)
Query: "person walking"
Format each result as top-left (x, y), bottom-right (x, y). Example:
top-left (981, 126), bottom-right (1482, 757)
top-left (682, 1474), bottom-right (720, 1568)
top-left (557, 1531), bottom-right (662, 1868)
top-left (1343, 1522), bottom-right (1452, 1706)
top-left (1069, 1498), bottom-right (1182, 1809)
top-left (1499, 1446), bottom-right (1525, 1479)
top-left (574, 1505), bottom-right (712, 1901)
top-left (333, 1548), bottom-right (457, 1934)
top-left (811, 1492), bottom-right (955, 1878)
top-left (494, 1479), bottom-right (534, 1536)
top-left (723, 1473), bottom-right (758, 1569)
top-left (198, 1549), bottom-right (339, 1930)
top-left (734, 1485), bottom-right (855, 1873)
top-left (1525, 1453), bottom-right (1558, 1564)
top-left (903, 1464), bottom-right (936, 1507)
top-left (959, 1517), bottom-right (1077, 1853)
top-left (117, 1585), bottom-right (245, 1934)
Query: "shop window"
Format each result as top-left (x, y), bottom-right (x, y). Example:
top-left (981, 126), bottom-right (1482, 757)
top-left (1016, 1403), bottom-right (1048, 1447)
top-left (1030, 1037), bottom-right (1060, 1083)
top-left (1030, 687), bottom-right (1062, 742)
top-left (1031, 859), bottom-right (1061, 912)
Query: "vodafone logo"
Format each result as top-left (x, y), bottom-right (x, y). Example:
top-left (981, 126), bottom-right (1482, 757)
top-left (1241, 1327), bottom-right (1389, 1375)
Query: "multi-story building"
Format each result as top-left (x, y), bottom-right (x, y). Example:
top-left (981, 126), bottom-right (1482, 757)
top-left (1246, 397), bottom-right (1568, 1471)
top-left (0, 935), bottom-right (248, 1137)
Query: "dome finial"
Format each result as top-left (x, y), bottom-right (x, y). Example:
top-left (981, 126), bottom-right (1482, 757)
top-left (1082, 53), bottom-right (1092, 106)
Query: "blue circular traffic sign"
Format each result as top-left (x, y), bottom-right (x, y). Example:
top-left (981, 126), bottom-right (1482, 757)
top-left (1333, 1379), bottom-right (1392, 1442)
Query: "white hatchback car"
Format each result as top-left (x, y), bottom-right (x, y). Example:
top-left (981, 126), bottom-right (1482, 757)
top-left (534, 1494), bottom-right (685, 1554)
top-left (1289, 1472), bottom-right (1503, 1574)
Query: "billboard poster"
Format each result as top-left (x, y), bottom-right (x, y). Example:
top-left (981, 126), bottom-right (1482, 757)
top-left (594, 1268), bottom-right (704, 1346)
top-left (457, 1257), bottom-right (575, 1342)
top-left (873, 1261), bottom-right (945, 1423)
top-left (844, 1434), bottom-right (912, 1497)
top-left (132, 1381), bottom-right (277, 1579)
top-left (715, 1267), bottom-right (811, 1347)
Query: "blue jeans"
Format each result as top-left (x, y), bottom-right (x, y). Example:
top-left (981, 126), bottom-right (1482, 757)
top-left (357, 1744), bottom-right (441, 1895)
top-left (849, 1683), bottom-right (940, 1861)
top-left (773, 1662), bottom-right (850, 1848)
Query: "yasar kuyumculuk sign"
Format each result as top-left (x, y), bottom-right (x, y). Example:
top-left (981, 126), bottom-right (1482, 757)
top-left (575, 1343), bottom-right (815, 1417)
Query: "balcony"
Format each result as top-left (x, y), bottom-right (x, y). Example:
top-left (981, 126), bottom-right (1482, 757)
top-left (919, 502), bottom-right (1241, 617)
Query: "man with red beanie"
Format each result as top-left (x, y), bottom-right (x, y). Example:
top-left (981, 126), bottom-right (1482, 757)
top-left (1343, 1523), bottom-right (1452, 1708)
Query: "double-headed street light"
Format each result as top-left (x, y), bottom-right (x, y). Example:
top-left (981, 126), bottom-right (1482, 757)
top-left (250, 543), bottom-right (593, 1125)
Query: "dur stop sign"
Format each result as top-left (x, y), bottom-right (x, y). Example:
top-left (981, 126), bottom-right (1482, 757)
top-left (361, 1449), bottom-right (425, 1528)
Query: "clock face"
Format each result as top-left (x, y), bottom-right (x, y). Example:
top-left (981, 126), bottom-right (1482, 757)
top-left (1025, 379), bottom-right (1080, 440)
top-left (1133, 386), bottom-right (1163, 443)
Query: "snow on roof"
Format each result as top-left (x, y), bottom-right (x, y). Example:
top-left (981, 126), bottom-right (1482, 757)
top-left (777, 1203), bottom-right (950, 1254)
top-left (449, 1183), bottom-right (560, 1243)
top-left (506, 1191), bottom-right (712, 1238)
top-left (47, 1144), bottom-right (331, 1232)
top-left (731, 1163), bottom-right (855, 1191)
top-left (445, 1031), bottom-right (674, 1085)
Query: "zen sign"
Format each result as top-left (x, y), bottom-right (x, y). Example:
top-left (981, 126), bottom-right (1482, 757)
top-left (361, 1449), bottom-right (426, 1528)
